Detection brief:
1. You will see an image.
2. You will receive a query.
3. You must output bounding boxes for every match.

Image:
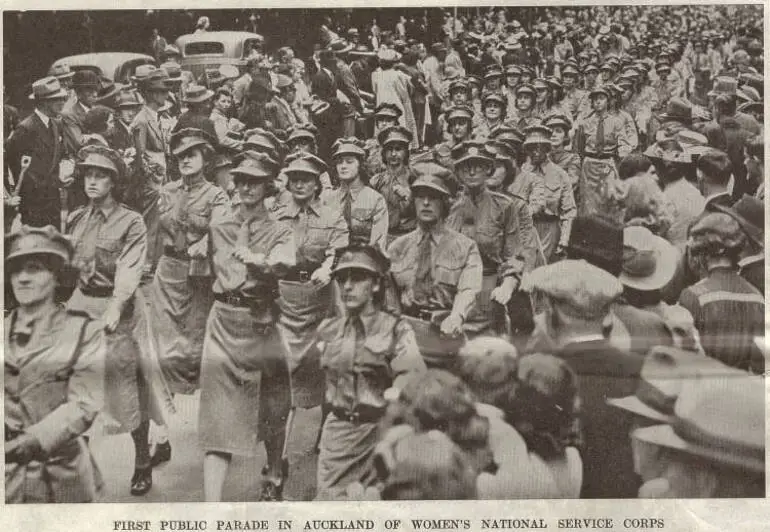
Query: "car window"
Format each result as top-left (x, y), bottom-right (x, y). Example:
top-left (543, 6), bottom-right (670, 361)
top-left (69, 65), bottom-right (103, 77)
top-left (185, 42), bottom-right (225, 56)
top-left (116, 58), bottom-right (156, 83)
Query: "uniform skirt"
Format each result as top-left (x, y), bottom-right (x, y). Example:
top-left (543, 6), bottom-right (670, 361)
top-left (579, 157), bottom-right (625, 224)
top-left (198, 301), bottom-right (291, 456)
top-left (276, 280), bottom-right (329, 409)
top-left (316, 414), bottom-right (379, 501)
top-left (67, 288), bottom-right (170, 434)
top-left (148, 255), bottom-right (214, 395)
top-left (534, 217), bottom-right (560, 262)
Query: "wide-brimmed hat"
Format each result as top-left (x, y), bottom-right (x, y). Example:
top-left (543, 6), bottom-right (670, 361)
top-left (608, 346), bottom-right (723, 423)
top-left (6, 225), bottom-right (74, 265)
top-left (332, 244), bottom-right (389, 277)
top-left (331, 137), bottom-right (366, 160)
top-left (657, 97), bottom-right (692, 123)
top-left (378, 125), bottom-right (413, 148)
top-left (643, 143), bottom-right (694, 165)
top-left (284, 152), bottom-right (328, 179)
top-left (49, 63), bottom-right (75, 81)
top-left (713, 194), bottom-right (764, 247)
top-left (140, 68), bottom-right (171, 92)
top-left (28, 76), bottom-right (69, 101)
top-left (521, 259), bottom-right (623, 319)
top-left (182, 84), bottom-right (215, 104)
top-left (566, 215), bottom-right (623, 276)
top-left (411, 162), bottom-right (453, 197)
top-left (522, 125), bottom-right (553, 148)
top-left (230, 151), bottom-right (279, 181)
top-left (71, 70), bottom-right (100, 89)
top-left (377, 48), bottom-right (401, 63)
top-left (327, 39), bottom-right (353, 55)
top-left (169, 126), bottom-right (217, 156)
top-left (349, 45), bottom-right (376, 58)
top-left (76, 144), bottom-right (127, 182)
top-left (131, 64), bottom-right (158, 85)
top-left (632, 371), bottom-right (764, 474)
top-left (451, 141), bottom-right (494, 167)
top-left (620, 226), bottom-right (679, 292)
top-left (93, 77), bottom-right (123, 107)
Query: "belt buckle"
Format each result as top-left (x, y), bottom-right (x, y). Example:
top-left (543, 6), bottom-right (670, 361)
top-left (299, 270), bottom-right (310, 282)
top-left (225, 293), bottom-right (240, 306)
top-left (418, 309), bottom-right (433, 322)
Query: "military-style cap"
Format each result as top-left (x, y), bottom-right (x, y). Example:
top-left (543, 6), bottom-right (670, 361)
top-left (446, 105), bottom-right (474, 123)
top-left (466, 75), bottom-right (482, 87)
top-left (489, 124), bottom-right (525, 147)
top-left (6, 225), bottom-right (74, 264)
top-left (521, 259), bottom-right (623, 319)
top-left (76, 144), bottom-right (127, 182)
top-left (589, 87), bottom-right (610, 100)
top-left (654, 61), bottom-right (672, 72)
top-left (331, 137), bottom-right (367, 159)
top-left (378, 125), bottom-right (413, 148)
top-left (230, 151), bottom-right (280, 180)
top-left (543, 114), bottom-right (572, 132)
top-left (170, 126), bottom-right (217, 156)
top-left (286, 124), bottom-right (317, 145)
top-left (504, 65), bottom-right (522, 76)
top-left (244, 128), bottom-right (284, 158)
top-left (284, 152), bottom-right (328, 179)
top-left (483, 66), bottom-right (504, 80)
top-left (410, 162), bottom-right (453, 197)
top-left (532, 78), bottom-right (550, 91)
top-left (374, 102), bottom-right (403, 119)
top-left (452, 140), bottom-right (494, 167)
top-left (515, 84), bottom-right (536, 98)
top-left (522, 125), bottom-right (553, 148)
top-left (332, 244), bottom-right (390, 277)
top-left (482, 92), bottom-right (506, 106)
top-left (583, 63), bottom-right (599, 74)
top-left (485, 139), bottom-right (516, 161)
top-left (448, 79), bottom-right (469, 94)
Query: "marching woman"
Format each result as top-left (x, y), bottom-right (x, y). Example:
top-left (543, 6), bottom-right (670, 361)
top-left (544, 114), bottom-right (581, 195)
top-left (370, 126), bottom-right (418, 244)
top-left (65, 145), bottom-right (170, 496)
top-left (272, 152), bottom-right (349, 415)
top-left (200, 152), bottom-right (295, 502)
top-left (5, 225), bottom-right (105, 502)
top-left (325, 137), bottom-right (389, 250)
top-left (316, 244), bottom-right (426, 500)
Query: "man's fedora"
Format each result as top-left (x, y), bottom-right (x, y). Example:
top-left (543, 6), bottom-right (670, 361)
top-left (29, 76), bottom-right (69, 101)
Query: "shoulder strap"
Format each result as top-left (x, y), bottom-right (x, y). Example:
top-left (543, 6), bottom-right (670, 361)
top-left (54, 314), bottom-right (91, 379)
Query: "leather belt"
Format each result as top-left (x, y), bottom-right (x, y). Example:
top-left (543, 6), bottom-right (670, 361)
top-left (163, 246), bottom-right (190, 261)
top-left (80, 286), bottom-right (114, 298)
top-left (584, 151), bottom-right (617, 160)
top-left (214, 292), bottom-right (255, 307)
top-left (331, 405), bottom-right (386, 424)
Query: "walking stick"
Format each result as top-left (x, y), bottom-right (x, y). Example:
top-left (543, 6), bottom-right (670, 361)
top-left (6, 156), bottom-right (31, 232)
top-left (13, 155), bottom-right (32, 196)
top-left (58, 158), bottom-right (75, 233)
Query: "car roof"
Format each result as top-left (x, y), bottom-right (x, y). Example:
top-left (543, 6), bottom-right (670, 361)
top-left (176, 31), bottom-right (264, 45)
top-left (50, 52), bottom-right (155, 78)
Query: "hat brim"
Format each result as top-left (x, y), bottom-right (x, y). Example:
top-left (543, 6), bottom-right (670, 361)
top-left (332, 148), bottom-right (366, 159)
top-left (454, 154), bottom-right (494, 166)
top-left (172, 136), bottom-right (212, 156)
top-left (53, 71), bottom-right (76, 80)
top-left (6, 248), bottom-right (70, 265)
top-left (76, 159), bottom-right (119, 177)
top-left (412, 181), bottom-right (450, 197)
top-left (184, 90), bottom-right (215, 104)
top-left (331, 263), bottom-right (380, 276)
top-left (632, 424), bottom-right (765, 474)
top-left (94, 85), bottom-right (122, 105)
top-left (230, 168), bottom-right (273, 180)
top-left (619, 234), bottom-right (679, 291)
top-left (606, 396), bottom-right (674, 424)
top-left (29, 88), bottom-right (69, 101)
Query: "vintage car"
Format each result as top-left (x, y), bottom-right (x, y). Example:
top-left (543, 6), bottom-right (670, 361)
top-left (174, 31), bottom-right (264, 80)
top-left (48, 52), bottom-right (156, 84)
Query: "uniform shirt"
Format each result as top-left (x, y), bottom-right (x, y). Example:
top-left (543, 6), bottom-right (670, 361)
top-left (388, 224), bottom-right (483, 318)
top-left (209, 204), bottom-right (296, 323)
top-left (517, 160), bottom-right (576, 243)
top-left (678, 267), bottom-right (764, 373)
top-left (549, 148), bottom-right (582, 190)
top-left (446, 188), bottom-right (538, 277)
top-left (577, 111), bottom-right (633, 157)
top-left (67, 202), bottom-right (147, 308)
top-left (613, 109), bottom-right (639, 153)
top-left (324, 183), bottom-right (389, 250)
top-left (158, 177), bottom-right (229, 250)
top-left (272, 197), bottom-right (349, 268)
top-left (318, 308), bottom-right (425, 411)
top-left (507, 164), bottom-right (546, 215)
top-left (370, 165), bottom-right (417, 235)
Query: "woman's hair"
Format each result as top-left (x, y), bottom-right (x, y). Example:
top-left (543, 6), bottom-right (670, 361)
top-left (82, 105), bottom-right (113, 135)
top-left (623, 174), bottom-right (674, 238)
top-left (455, 337), bottom-right (519, 409)
top-left (507, 353), bottom-right (579, 460)
top-left (332, 153), bottom-right (370, 186)
top-left (618, 153), bottom-right (653, 181)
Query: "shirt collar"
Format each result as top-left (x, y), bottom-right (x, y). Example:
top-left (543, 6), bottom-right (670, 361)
top-left (704, 191), bottom-right (729, 204)
top-left (79, 101), bottom-right (91, 114)
top-left (341, 180), bottom-right (365, 195)
top-left (417, 223), bottom-right (446, 246)
top-left (353, 306), bottom-right (379, 337)
top-left (34, 108), bottom-right (51, 127)
top-left (285, 197), bottom-right (321, 218)
top-left (90, 200), bottom-right (118, 220)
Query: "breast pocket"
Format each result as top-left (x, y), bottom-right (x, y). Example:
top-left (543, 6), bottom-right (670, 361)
top-left (356, 336), bottom-right (392, 380)
top-left (543, 181), bottom-right (563, 216)
top-left (434, 261), bottom-right (463, 287)
top-left (20, 369), bottom-right (71, 425)
top-left (95, 238), bottom-right (122, 275)
top-left (351, 207), bottom-right (374, 234)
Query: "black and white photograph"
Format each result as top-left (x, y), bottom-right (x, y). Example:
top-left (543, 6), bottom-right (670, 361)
top-left (2, 4), bottom-right (766, 505)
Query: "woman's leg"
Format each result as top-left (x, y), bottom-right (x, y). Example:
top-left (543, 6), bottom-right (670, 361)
top-left (203, 451), bottom-right (232, 502)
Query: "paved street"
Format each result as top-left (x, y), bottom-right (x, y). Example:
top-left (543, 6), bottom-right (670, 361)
top-left (90, 396), bottom-right (322, 502)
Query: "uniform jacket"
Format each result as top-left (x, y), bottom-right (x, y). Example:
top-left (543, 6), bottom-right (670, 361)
top-left (5, 306), bottom-right (105, 503)
top-left (4, 111), bottom-right (65, 227)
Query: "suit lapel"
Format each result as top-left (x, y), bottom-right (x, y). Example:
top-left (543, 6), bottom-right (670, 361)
top-left (31, 113), bottom-right (54, 149)
top-left (143, 107), bottom-right (165, 149)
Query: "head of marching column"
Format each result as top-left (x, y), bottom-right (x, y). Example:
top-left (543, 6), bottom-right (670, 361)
top-left (332, 244), bottom-right (390, 311)
top-left (75, 144), bottom-right (127, 201)
top-left (5, 225), bottom-right (78, 306)
top-left (284, 152), bottom-right (327, 200)
top-left (378, 125), bottom-right (412, 167)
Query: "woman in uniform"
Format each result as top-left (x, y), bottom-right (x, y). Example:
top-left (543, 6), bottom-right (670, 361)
top-left (200, 152), bottom-right (294, 502)
top-left (272, 152), bottom-right (349, 415)
top-left (544, 114), bottom-right (581, 196)
top-left (66, 145), bottom-right (170, 496)
top-left (475, 92), bottom-right (507, 141)
top-left (5, 225), bottom-right (105, 503)
top-left (316, 244), bottom-right (426, 500)
top-left (370, 126), bottom-right (418, 244)
top-left (325, 137), bottom-right (389, 250)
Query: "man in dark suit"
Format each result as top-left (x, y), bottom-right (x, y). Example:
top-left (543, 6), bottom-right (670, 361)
top-left (696, 148), bottom-right (736, 211)
top-left (61, 70), bottom-right (100, 157)
top-left (5, 77), bottom-right (69, 228)
top-left (112, 91), bottom-right (142, 152)
top-left (522, 259), bottom-right (643, 499)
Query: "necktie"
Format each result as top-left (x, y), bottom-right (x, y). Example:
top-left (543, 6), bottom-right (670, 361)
top-left (595, 113), bottom-right (605, 154)
top-left (296, 207), bottom-right (308, 257)
top-left (342, 190), bottom-right (353, 229)
top-left (413, 232), bottom-right (433, 305)
top-left (12, 319), bottom-right (34, 347)
top-left (340, 316), bottom-right (363, 408)
top-left (79, 209), bottom-right (102, 283)
top-left (223, 217), bottom-right (252, 292)
top-left (174, 185), bottom-right (190, 252)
